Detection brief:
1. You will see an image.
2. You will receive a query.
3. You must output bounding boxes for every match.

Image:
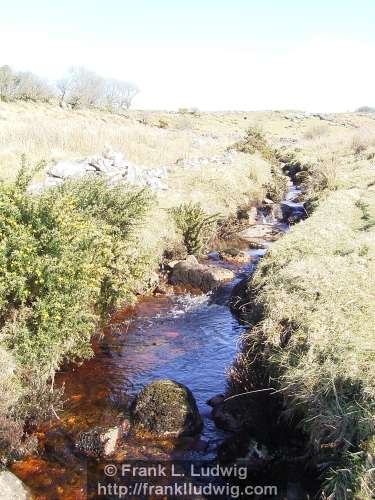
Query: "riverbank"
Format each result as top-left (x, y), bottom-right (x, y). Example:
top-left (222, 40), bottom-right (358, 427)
top-left (230, 145), bottom-right (375, 498)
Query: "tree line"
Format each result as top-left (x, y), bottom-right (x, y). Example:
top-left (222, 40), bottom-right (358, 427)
top-left (0, 65), bottom-right (139, 110)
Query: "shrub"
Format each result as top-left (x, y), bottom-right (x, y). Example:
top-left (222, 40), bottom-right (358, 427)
top-left (0, 161), bottom-right (152, 461)
top-left (351, 133), bottom-right (371, 155)
top-left (170, 203), bottom-right (220, 256)
top-left (303, 124), bottom-right (329, 140)
top-left (158, 119), bottom-right (169, 129)
top-left (262, 165), bottom-right (290, 203)
top-left (232, 127), bottom-right (277, 163)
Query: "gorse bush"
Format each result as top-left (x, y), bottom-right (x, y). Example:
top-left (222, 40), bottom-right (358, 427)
top-left (0, 162), bottom-right (152, 461)
top-left (0, 169), bottom-right (151, 371)
top-left (170, 203), bottom-right (220, 256)
top-left (232, 127), bottom-right (277, 163)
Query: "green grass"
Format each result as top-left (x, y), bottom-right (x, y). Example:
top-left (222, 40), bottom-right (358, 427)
top-left (231, 153), bottom-right (375, 499)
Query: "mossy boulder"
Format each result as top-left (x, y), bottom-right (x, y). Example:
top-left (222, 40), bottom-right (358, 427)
top-left (170, 256), bottom-right (235, 292)
top-left (131, 380), bottom-right (203, 437)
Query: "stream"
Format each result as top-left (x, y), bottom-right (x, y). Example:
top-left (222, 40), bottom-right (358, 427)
top-left (10, 187), bottom-right (310, 499)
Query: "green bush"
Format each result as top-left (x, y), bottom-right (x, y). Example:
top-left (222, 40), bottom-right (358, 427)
top-left (232, 127), bottom-right (277, 163)
top-left (0, 169), bottom-right (152, 371)
top-left (170, 203), bottom-right (220, 256)
top-left (0, 162), bottom-right (152, 460)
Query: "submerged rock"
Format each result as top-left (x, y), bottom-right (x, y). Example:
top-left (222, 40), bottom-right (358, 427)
top-left (0, 471), bottom-right (30, 500)
top-left (131, 379), bottom-right (203, 437)
top-left (44, 428), bottom-right (76, 466)
top-left (170, 256), bottom-right (235, 292)
top-left (75, 425), bottom-right (121, 458)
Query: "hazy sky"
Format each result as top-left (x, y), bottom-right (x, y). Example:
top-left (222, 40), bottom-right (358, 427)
top-left (1, 0), bottom-right (374, 111)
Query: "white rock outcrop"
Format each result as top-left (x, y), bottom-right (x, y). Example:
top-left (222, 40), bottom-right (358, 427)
top-left (29, 145), bottom-right (168, 193)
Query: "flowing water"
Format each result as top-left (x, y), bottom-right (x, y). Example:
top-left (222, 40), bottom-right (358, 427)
top-left (11, 188), bottom-right (307, 499)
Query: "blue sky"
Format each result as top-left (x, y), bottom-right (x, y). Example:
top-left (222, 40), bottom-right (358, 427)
top-left (1, 0), bottom-right (375, 110)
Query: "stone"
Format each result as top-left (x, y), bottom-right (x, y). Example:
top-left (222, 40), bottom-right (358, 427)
top-left (131, 379), bottom-right (203, 437)
top-left (42, 147), bottom-right (169, 193)
top-left (48, 161), bottom-right (88, 179)
top-left (0, 471), bottom-right (30, 500)
top-left (280, 201), bottom-right (306, 223)
top-left (103, 144), bottom-right (116, 161)
top-left (75, 426), bottom-right (121, 458)
top-left (262, 198), bottom-right (274, 205)
top-left (27, 177), bottom-right (64, 194)
top-left (247, 206), bottom-right (258, 225)
top-left (218, 432), bottom-right (273, 470)
top-left (237, 224), bottom-right (282, 246)
top-left (165, 260), bottom-right (181, 270)
top-left (170, 257), bottom-right (235, 292)
top-left (125, 164), bottom-right (144, 185)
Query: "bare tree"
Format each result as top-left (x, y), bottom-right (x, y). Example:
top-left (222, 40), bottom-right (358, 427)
top-left (56, 72), bottom-right (75, 105)
top-left (0, 64), bottom-right (139, 110)
top-left (57, 67), bottom-right (104, 109)
top-left (0, 65), bottom-right (16, 101)
top-left (0, 66), bottom-right (53, 102)
top-left (13, 71), bottom-right (53, 102)
top-left (103, 79), bottom-right (139, 110)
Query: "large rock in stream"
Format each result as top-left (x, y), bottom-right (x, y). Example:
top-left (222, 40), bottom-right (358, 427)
top-left (169, 255), bottom-right (235, 292)
top-left (131, 380), bottom-right (203, 437)
top-left (237, 224), bottom-right (282, 247)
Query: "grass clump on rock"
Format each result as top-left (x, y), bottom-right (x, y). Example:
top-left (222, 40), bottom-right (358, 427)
top-left (0, 160), bottom-right (153, 463)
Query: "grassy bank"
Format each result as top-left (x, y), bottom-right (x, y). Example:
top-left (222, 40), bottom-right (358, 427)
top-left (231, 144), bottom-right (375, 497)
